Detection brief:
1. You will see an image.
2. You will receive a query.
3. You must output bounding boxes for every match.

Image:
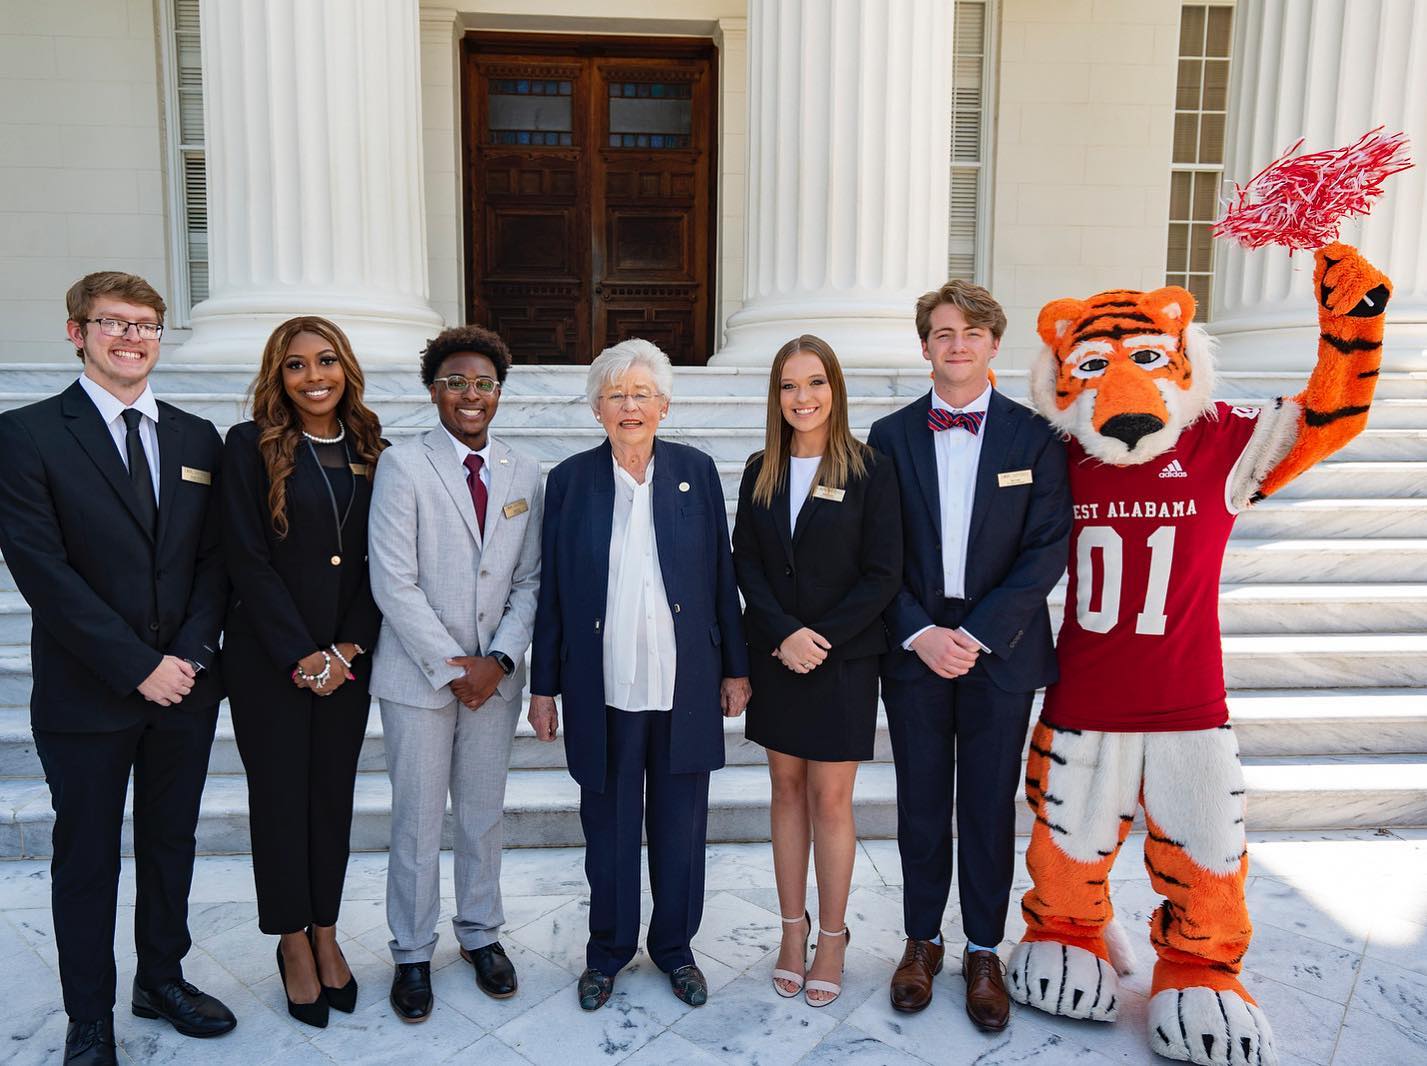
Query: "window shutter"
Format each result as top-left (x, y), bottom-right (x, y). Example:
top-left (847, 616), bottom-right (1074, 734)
top-left (948, 1), bottom-right (991, 283)
top-left (163, 0), bottom-right (208, 313)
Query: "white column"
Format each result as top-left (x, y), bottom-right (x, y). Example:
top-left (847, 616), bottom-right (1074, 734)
top-left (712, 0), bottom-right (953, 367)
top-left (1212, 0), bottom-right (1427, 372)
top-left (183, 0), bottom-right (443, 364)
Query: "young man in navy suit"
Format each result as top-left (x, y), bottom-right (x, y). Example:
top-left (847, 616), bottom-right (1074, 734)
top-left (866, 281), bottom-right (1071, 1031)
top-left (0, 273), bottom-right (235, 1066)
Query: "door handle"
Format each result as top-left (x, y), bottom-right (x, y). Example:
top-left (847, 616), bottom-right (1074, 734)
top-left (593, 284), bottom-right (604, 295)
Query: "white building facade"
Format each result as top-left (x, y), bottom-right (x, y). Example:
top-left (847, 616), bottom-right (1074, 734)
top-left (3, 0), bottom-right (1424, 372)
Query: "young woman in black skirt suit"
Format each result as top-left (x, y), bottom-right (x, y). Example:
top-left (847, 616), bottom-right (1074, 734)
top-left (221, 316), bottom-right (385, 1027)
top-left (732, 335), bottom-right (902, 1008)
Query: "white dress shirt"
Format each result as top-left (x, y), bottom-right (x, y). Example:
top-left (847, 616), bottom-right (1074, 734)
top-left (77, 373), bottom-right (160, 499)
top-left (788, 454), bottom-right (821, 529)
top-left (444, 426), bottom-right (491, 545)
top-left (603, 455), bottom-right (677, 711)
top-left (903, 383), bottom-right (991, 653)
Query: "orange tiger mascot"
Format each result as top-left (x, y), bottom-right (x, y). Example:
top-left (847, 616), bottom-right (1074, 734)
top-left (1008, 243), bottom-right (1390, 1066)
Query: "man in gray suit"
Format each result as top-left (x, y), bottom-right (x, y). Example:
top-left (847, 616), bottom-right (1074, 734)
top-left (368, 325), bottom-right (542, 1021)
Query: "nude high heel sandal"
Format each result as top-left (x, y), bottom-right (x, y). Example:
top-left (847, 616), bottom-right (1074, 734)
top-left (805, 925), bottom-right (851, 1007)
top-left (771, 911), bottom-right (811, 997)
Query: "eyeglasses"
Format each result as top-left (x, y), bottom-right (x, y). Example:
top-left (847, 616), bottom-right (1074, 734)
top-left (602, 391), bottom-right (662, 407)
top-left (435, 374), bottom-right (500, 395)
top-left (86, 317), bottom-right (163, 340)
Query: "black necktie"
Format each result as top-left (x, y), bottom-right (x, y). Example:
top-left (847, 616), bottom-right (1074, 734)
top-left (121, 408), bottom-right (157, 536)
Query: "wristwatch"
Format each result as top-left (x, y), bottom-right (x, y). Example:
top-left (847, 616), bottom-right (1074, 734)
top-left (489, 651), bottom-right (516, 677)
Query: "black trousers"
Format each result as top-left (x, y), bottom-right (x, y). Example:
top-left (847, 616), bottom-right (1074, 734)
top-left (34, 704), bottom-right (218, 1022)
top-left (579, 708), bottom-right (709, 975)
top-left (228, 640), bottom-right (371, 935)
top-left (883, 667), bottom-right (1033, 947)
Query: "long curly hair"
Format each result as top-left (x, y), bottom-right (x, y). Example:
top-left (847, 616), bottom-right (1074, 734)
top-left (249, 316), bottom-right (385, 538)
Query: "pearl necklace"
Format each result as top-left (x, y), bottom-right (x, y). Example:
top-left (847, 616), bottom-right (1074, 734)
top-left (302, 418), bottom-right (346, 445)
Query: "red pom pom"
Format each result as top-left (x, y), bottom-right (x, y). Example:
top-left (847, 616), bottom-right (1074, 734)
top-left (1213, 127), bottom-right (1413, 251)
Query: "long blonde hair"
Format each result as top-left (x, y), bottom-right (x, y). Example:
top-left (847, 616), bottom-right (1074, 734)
top-left (752, 335), bottom-right (868, 508)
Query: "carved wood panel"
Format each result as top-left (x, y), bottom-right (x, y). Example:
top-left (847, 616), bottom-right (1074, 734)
top-left (464, 36), bottom-right (717, 365)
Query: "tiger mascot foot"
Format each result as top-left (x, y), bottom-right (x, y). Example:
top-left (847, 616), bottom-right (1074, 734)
top-left (1148, 962), bottom-right (1278, 1066)
top-left (1007, 939), bottom-right (1121, 1022)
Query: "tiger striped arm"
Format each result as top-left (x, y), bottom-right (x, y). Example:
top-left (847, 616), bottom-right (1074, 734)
top-left (1229, 242), bottom-right (1391, 507)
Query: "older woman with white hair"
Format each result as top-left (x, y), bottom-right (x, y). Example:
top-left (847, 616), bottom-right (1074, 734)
top-left (529, 338), bottom-right (750, 1012)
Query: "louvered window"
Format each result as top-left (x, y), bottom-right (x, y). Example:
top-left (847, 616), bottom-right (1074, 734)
top-left (159, 0), bottom-right (207, 321)
top-left (1168, 3), bottom-right (1233, 319)
top-left (948, 0), bottom-right (993, 284)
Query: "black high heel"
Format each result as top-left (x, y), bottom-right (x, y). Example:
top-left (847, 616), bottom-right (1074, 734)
top-left (276, 942), bottom-right (329, 1028)
top-left (309, 926), bottom-right (359, 1013)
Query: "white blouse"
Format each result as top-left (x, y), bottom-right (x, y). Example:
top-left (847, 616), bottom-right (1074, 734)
top-left (788, 454), bottom-right (822, 529)
top-left (603, 455), bottom-right (677, 711)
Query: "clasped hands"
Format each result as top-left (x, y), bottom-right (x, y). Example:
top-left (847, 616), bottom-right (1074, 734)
top-left (446, 655), bottom-right (505, 710)
top-left (290, 643), bottom-right (362, 697)
top-left (774, 627), bottom-right (831, 675)
top-left (137, 654), bottom-right (196, 706)
top-left (910, 626), bottom-right (981, 679)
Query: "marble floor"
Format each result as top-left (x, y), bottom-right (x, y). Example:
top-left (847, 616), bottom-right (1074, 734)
top-left (0, 830), bottom-right (1423, 1065)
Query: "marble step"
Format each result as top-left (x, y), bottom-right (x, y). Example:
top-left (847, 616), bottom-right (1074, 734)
top-left (1, 685), bottom-right (1423, 783)
top-left (3, 751), bottom-right (1424, 858)
top-left (4, 363), bottom-right (1424, 401)
top-left (2, 627), bottom-right (1426, 707)
top-left (1218, 539), bottom-right (1427, 582)
top-left (5, 576), bottom-right (1424, 652)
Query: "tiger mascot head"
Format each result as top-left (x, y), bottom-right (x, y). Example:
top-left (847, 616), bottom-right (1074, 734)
top-left (1028, 286), bottom-right (1215, 465)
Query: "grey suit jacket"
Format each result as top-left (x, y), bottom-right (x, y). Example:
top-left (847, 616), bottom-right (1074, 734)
top-left (368, 428), bottom-right (543, 709)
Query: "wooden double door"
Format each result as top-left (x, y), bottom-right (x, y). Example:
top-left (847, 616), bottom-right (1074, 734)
top-left (464, 35), bottom-right (718, 365)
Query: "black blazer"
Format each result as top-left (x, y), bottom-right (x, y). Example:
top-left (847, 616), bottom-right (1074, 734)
top-left (220, 420), bottom-right (381, 669)
top-left (867, 388), bottom-right (1072, 692)
top-left (732, 449), bottom-right (902, 661)
top-left (530, 439), bottom-right (750, 792)
top-left (0, 381), bottom-right (227, 731)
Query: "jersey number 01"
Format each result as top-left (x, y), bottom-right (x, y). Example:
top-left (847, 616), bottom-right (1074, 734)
top-left (1075, 525), bottom-right (1177, 636)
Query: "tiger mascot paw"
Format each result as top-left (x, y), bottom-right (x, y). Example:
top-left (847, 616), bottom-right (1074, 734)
top-left (1148, 972), bottom-right (1278, 1066)
top-left (1006, 939), bottom-right (1121, 1022)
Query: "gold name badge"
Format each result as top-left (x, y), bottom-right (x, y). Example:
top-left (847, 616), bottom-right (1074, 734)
top-left (349, 462), bottom-right (370, 476)
top-left (503, 498), bottom-right (529, 519)
top-left (180, 466), bottom-right (212, 485)
top-left (998, 469), bottom-right (1033, 488)
top-left (812, 485), bottom-right (846, 502)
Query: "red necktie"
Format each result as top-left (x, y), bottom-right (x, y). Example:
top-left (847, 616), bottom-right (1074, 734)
top-left (463, 453), bottom-right (487, 536)
top-left (927, 408), bottom-right (985, 434)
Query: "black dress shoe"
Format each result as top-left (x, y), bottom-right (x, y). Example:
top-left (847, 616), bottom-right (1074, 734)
top-left (389, 961), bottom-right (433, 1022)
top-left (63, 1016), bottom-right (116, 1066)
top-left (276, 944), bottom-right (329, 1029)
top-left (308, 927), bottom-right (358, 1013)
top-left (669, 963), bottom-right (708, 1006)
top-left (460, 941), bottom-right (518, 999)
top-left (131, 977), bottom-right (237, 1038)
top-left (577, 967), bottom-right (615, 1011)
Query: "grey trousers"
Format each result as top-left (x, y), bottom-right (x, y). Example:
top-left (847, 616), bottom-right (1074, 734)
top-left (381, 692), bottom-right (520, 963)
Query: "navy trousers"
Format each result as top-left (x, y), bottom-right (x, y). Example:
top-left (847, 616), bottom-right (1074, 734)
top-left (579, 708), bottom-right (710, 975)
top-left (34, 704), bottom-right (218, 1022)
top-left (883, 667), bottom-right (1032, 948)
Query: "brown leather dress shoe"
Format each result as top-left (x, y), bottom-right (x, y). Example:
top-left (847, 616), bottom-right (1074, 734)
top-left (890, 938), bottom-right (945, 1013)
top-left (962, 948), bottom-right (1010, 1031)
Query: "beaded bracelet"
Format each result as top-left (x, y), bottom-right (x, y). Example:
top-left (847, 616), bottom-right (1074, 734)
top-left (295, 650), bottom-right (332, 687)
top-left (329, 644), bottom-right (354, 670)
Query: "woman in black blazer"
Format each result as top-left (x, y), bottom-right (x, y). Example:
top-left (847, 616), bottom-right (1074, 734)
top-left (732, 335), bottom-right (902, 1009)
top-left (221, 316), bottom-right (385, 1027)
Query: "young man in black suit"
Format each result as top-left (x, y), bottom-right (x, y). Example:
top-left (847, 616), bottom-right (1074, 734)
top-left (867, 281), bottom-right (1072, 1032)
top-left (0, 273), bottom-right (236, 1065)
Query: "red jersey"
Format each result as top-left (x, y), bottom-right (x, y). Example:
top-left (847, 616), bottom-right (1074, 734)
top-left (1041, 402), bottom-right (1261, 732)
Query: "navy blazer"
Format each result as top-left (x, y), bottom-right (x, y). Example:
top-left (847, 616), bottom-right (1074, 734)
top-left (530, 438), bottom-right (750, 792)
top-left (0, 381), bottom-right (227, 731)
top-left (867, 388), bottom-right (1071, 693)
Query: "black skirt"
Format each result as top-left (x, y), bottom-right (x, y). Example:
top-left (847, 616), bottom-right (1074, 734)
top-left (744, 651), bottom-right (880, 762)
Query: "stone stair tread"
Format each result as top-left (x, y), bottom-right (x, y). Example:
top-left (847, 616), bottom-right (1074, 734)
top-left (1220, 632), bottom-right (1427, 653)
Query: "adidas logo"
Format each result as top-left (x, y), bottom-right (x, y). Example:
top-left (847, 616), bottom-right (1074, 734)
top-left (1158, 459), bottom-right (1188, 479)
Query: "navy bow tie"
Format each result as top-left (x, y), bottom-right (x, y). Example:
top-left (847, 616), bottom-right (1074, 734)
top-left (927, 408), bottom-right (985, 435)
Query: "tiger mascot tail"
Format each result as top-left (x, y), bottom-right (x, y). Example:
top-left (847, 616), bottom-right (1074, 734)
top-left (1009, 243), bottom-right (1390, 1066)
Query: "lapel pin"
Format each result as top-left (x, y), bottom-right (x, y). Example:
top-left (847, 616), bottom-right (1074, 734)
top-left (678, 481), bottom-right (690, 492)
top-left (499, 457), bottom-right (509, 464)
